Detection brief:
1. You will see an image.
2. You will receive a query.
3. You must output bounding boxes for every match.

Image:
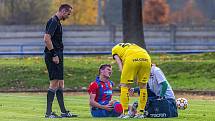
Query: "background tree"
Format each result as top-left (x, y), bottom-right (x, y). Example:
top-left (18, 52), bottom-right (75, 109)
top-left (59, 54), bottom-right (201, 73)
top-left (122, 0), bottom-right (146, 48)
top-left (50, 0), bottom-right (97, 25)
top-left (143, 0), bottom-right (170, 25)
top-left (0, 0), bottom-right (51, 25)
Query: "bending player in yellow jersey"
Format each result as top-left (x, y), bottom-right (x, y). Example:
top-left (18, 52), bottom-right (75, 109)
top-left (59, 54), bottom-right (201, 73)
top-left (112, 43), bottom-right (151, 118)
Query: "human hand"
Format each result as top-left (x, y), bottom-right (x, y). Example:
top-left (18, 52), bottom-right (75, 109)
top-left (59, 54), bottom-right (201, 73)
top-left (102, 103), bottom-right (114, 111)
top-left (129, 88), bottom-right (135, 96)
top-left (52, 56), bottom-right (59, 64)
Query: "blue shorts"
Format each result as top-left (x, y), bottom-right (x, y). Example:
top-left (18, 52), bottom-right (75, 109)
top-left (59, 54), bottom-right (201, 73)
top-left (91, 102), bottom-right (122, 117)
top-left (91, 108), bottom-right (121, 117)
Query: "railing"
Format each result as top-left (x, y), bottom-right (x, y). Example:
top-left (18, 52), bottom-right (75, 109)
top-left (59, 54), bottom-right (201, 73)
top-left (1, 25), bottom-right (215, 56)
top-left (0, 42), bottom-right (215, 56)
top-left (0, 43), bottom-right (114, 56)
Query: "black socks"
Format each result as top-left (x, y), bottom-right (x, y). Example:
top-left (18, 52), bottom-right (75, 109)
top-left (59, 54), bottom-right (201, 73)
top-left (46, 88), bottom-right (56, 115)
top-left (56, 88), bottom-right (66, 113)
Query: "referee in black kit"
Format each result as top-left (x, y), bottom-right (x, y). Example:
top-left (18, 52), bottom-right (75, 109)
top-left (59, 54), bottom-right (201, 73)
top-left (43, 4), bottom-right (77, 118)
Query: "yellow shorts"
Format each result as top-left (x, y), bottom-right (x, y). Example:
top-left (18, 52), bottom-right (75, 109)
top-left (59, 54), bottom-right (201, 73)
top-left (120, 52), bottom-right (151, 84)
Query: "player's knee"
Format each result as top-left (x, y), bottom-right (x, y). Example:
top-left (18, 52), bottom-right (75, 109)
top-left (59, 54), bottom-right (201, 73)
top-left (59, 85), bottom-right (64, 89)
top-left (49, 80), bottom-right (59, 89)
top-left (58, 80), bottom-right (64, 88)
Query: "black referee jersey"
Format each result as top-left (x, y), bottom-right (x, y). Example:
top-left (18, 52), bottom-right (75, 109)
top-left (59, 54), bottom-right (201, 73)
top-left (44, 15), bottom-right (63, 52)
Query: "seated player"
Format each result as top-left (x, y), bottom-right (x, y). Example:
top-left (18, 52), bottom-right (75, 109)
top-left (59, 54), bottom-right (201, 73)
top-left (130, 64), bottom-right (178, 118)
top-left (88, 64), bottom-right (123, 117)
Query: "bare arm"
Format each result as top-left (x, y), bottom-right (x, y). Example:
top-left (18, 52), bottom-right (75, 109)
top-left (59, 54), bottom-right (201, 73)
top-left (44, 34), bottom-right (54, 50)
top-left (89, 93), bottom-right (113, 111)
top-left (44, 34), bottom-right (59, 64)
top-left (113, 55), bottom-right (123, 72)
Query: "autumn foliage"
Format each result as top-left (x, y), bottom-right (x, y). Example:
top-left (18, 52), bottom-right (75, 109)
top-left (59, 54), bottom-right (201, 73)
top-left (0, 0), bottom-right (208, 25)
top-left (143, 0), bottom-right (206, 25)
top-left (50, 0), bottom-right (98, 25)
top-left (143, 0), bottom-right (170, 25)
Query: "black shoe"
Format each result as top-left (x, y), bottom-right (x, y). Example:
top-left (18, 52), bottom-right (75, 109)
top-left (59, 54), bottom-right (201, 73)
top-left (61, 111), bottom-right (78, 118)
top-left (45, 112), bottom-right (61, 118)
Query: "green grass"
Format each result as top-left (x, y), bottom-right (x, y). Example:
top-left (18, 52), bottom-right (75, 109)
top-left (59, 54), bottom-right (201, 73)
top-left (0, 53), bottom-right (215, 90)
top-left (0, 93), bottom-right (214, 121)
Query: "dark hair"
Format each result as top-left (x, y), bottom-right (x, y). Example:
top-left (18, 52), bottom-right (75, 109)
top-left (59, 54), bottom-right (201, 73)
top-left (98, 64), bottom-right (112, 75)
top-left (59, 4), bottom-right (72, 12)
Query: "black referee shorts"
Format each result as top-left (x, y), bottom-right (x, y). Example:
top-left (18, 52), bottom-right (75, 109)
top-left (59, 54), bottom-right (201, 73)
top-left (44, 51), bottom-right (64, 81)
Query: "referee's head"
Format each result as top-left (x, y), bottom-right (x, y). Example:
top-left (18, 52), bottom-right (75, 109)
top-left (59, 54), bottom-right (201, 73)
top-left (59, 4), bottom-right (73, 12)
top-left (58, 4), bottom-right (73, 20)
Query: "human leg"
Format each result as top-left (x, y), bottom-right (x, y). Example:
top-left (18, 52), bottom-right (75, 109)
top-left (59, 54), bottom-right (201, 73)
top-left (138, 83), bottom-right (147, 113)
top-left (118, 57), bottom-right (139, 118)
top-left (126, 100), bottom-right (139, 118)
top-left (46, 88), bottom-right (56, 115)
top-left (45, 52), bottom-right (63, 118)
top-left (135, 55), bottom-right (151, 118)
top-left (120, 84), bottom-right (130, 113)
top-left (56, 80), bottom-right (66, 113)
top-left (91, 108), bottom-right (109, 117)
top-left (45, 80), bottom-right (59, 117)
top-left (57, 80), bottom-right (78, 118)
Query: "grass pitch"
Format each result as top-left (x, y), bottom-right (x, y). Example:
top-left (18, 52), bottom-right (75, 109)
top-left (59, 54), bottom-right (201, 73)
top-left (0, 53), bottom-right (215, 90)
top-left (0, 93), bottom-right (214, 121)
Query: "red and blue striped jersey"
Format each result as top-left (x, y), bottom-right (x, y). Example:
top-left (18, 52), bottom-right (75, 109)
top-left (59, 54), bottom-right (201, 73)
top-left (88, 76), bottom-right (114, 105)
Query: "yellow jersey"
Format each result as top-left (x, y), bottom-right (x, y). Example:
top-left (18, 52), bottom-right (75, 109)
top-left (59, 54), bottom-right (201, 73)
top-left (112, 43), bottom-right (148, 61)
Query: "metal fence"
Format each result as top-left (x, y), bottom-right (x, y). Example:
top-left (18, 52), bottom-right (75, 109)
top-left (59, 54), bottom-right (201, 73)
top-left (0, 25), bottom-right (215, 56)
